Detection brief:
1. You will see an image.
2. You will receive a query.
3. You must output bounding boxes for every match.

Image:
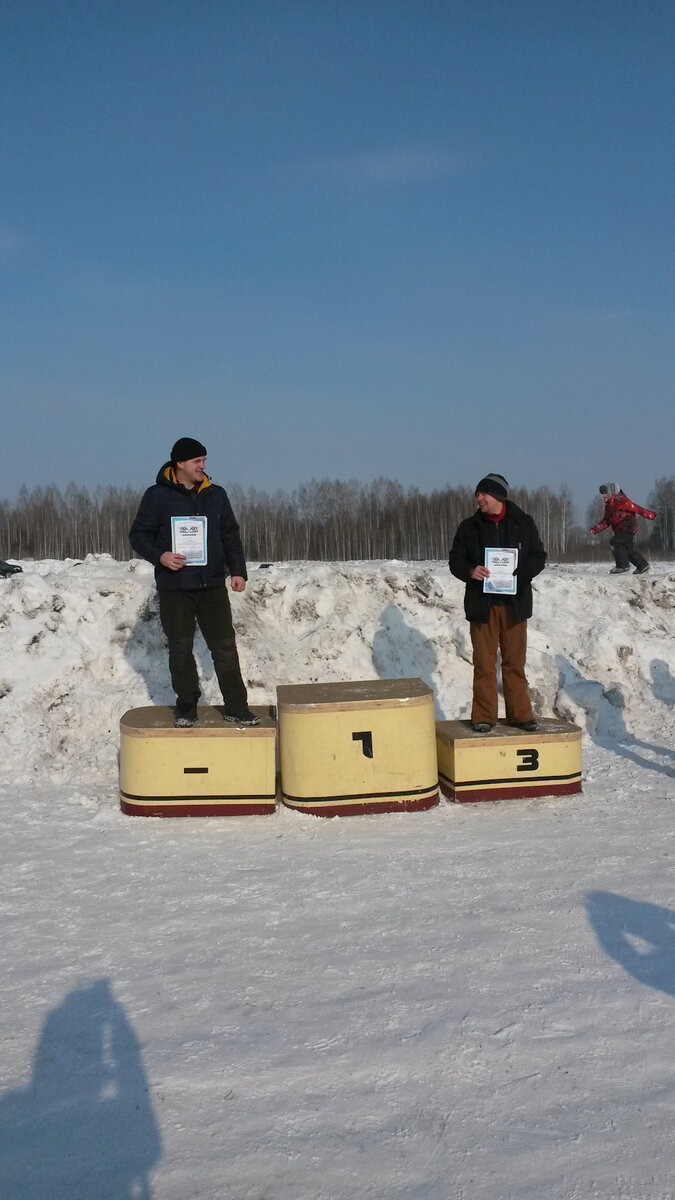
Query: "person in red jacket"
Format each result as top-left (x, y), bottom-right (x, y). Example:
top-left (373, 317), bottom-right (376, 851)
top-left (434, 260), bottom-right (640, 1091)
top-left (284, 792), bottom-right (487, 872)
top-left (589, 483), bottom-right (656, 574)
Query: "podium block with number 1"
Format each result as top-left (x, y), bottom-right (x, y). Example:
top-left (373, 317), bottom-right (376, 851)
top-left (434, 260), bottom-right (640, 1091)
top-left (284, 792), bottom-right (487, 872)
top-left (277, 679), bottom-right (439, 816)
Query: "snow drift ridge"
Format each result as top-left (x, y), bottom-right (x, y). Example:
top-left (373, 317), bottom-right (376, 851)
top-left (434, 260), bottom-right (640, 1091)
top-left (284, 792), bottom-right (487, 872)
top-left (1, 557), bottom-right (673, 786)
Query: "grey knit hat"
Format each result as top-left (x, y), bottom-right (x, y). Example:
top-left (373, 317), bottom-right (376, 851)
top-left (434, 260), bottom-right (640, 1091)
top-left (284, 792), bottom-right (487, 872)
top-left (475, 473), bottom-right (509, 500)
top-left (599, 482), bottom-right (620, 496)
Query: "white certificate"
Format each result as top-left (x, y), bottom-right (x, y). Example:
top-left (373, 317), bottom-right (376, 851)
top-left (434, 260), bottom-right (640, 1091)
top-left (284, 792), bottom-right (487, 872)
top-left (483, 547), bottom-right (518, 594)
top-left (171, 516), bottom-right (208, 565)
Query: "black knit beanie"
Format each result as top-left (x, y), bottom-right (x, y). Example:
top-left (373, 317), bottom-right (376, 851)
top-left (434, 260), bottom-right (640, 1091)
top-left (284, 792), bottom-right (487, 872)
top-left (475, 473), bottom-right (509, 500)
top-left (171, 437), bottom-right (207, 464)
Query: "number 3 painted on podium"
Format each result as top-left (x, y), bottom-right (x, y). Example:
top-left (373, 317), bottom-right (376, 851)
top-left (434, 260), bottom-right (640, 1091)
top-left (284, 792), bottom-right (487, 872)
top-left (516, 748), bottom-right (539, 772)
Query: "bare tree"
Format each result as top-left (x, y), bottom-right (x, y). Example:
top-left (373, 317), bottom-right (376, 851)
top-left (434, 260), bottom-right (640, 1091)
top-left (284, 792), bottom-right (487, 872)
top-left (649, 477), bottom-right (675, 551)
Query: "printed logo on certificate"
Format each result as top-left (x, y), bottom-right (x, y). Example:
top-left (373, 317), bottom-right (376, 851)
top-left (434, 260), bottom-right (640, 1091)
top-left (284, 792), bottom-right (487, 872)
top-left (171, 515), bottom-right (208, 565)
top-left (483, 547), bottom-right (518, 595)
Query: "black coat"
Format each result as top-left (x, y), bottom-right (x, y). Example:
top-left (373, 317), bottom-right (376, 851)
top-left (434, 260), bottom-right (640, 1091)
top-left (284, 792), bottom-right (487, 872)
top-left (129, 464), bottom-right (247, 591)
top-left (449, 501), bottom-right (546, 623)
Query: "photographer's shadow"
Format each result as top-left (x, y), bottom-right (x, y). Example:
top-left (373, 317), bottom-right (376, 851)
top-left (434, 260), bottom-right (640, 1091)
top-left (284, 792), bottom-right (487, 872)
top-left (0, 979), bottom-right (161, 1199)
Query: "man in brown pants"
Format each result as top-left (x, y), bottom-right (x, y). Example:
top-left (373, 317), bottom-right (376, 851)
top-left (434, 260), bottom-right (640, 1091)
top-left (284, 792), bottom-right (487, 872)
top-left (449, 474), bottom-right (547, 734)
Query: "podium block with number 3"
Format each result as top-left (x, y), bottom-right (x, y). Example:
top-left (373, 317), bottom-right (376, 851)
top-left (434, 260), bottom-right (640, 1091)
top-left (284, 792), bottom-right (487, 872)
top-left (436, 718), bottom-right (582, 803)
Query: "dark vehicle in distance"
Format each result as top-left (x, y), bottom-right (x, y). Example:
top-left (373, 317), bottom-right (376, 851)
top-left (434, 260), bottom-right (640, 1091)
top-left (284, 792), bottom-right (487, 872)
top-left (0, 560), bottom-right (22, 577)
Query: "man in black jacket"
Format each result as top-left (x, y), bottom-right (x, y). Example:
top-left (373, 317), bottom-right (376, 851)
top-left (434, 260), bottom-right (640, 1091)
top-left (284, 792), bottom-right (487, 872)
top-left (449, 474), bottom-right (546, 734)
top-left (129, 437), bottom-right (259, 728)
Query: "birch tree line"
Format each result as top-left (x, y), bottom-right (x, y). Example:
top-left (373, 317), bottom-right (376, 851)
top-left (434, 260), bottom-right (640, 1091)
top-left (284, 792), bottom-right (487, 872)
top-left (1, 477), bottom-right (673, 563)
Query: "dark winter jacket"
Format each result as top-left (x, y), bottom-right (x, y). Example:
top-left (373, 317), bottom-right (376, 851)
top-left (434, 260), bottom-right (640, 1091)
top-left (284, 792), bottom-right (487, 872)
top-left (449, 500), bottom-right (547, 623)
top-left (129, 464), bottom-right (247, 591)
top-left (590, 492), bottom-right (656, 536)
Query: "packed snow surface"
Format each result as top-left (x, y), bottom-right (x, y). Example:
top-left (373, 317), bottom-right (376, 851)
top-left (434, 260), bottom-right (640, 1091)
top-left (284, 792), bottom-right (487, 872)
top-left (1, 558), bottom-right (674, 1199)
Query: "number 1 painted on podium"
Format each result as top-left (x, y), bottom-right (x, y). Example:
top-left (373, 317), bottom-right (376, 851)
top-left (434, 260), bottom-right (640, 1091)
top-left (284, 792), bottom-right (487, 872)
top-left (352, 731), bottom-right (373, 758)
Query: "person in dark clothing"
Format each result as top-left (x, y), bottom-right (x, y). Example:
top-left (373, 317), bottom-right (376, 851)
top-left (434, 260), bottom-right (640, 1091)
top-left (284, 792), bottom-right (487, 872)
top-left (129, 437), bottom-right (259, 728)
top-left (589, 483), bottom-right (656, 574)
top-left (449, 473), bottom-right (547, 734)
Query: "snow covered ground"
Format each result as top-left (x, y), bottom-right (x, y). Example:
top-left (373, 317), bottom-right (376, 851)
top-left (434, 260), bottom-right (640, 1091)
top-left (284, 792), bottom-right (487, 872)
top-left (1, 558), bottom-right (673, 1199)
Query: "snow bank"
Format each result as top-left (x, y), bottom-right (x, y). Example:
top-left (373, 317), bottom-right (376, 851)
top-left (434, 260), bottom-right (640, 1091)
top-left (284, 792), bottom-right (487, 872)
top-left (0, 557), bottom-right (673, 785)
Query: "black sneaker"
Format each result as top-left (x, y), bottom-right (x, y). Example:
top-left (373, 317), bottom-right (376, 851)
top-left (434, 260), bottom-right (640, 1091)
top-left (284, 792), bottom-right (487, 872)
top-left (472, 721), bottom-right (494, 733)
top-left (174, 705), bottom-right (197, 728)
top-left (222, 709), bottom-right (260, 727)
top-left (609, 566), bottom-right (629, 574)
top-left (633, 564), bottom-right (650, 574)
top-left (513, 719), bottom-right (539, 733)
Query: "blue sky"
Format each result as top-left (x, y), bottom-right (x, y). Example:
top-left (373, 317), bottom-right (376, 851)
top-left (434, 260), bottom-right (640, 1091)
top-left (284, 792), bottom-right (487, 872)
top-left (2, 0), bottom-right (673, 520)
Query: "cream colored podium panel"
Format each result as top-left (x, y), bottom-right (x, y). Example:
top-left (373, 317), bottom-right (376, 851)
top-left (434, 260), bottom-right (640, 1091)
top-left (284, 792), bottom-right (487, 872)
top-left (277, 678), bottom-right (439, 817)
top-left (436, 718), bottom-right (582, 803)
top-left (120, 706), bottom-right (276, 817)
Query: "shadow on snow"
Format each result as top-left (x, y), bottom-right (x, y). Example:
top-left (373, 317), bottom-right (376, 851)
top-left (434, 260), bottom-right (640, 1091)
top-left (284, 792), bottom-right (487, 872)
top-left (555, 655), bottom-right (675, 780)
top-left (0, 979), bottom-right (161, 1199)
top-left (371, 603), bottom-right (447, 718)
top-left (586, 892), bottom-right (675, 996)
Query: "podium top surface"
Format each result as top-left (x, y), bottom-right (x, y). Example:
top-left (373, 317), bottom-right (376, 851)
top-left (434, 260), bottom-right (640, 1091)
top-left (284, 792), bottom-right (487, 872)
top-left (120, 705), bottom-right (276, 737)
top-left (277, 677), bottom-right (433, 712)
top-left (436, 717), bottom-right (581, 745)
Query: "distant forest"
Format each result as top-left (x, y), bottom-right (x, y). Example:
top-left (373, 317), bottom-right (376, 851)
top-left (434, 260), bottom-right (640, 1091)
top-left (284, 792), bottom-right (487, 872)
top-left (2, 477), bottom-right (674, 563)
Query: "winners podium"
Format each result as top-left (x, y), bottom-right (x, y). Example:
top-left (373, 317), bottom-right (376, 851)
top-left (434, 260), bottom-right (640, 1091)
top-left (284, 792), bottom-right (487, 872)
top-left (277, 678), bottom-right (439, 817)
top-left (119, 706), bottom-right (276, 817)
top-left (118, 690), bottom-right (581, 818)
top-left (436, 718), bottom-right (582, 803)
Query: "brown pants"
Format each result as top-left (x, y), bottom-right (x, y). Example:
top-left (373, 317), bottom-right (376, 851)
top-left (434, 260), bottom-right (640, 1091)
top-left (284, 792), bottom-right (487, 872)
top-left (470, 606), bottom-right (534, 725)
